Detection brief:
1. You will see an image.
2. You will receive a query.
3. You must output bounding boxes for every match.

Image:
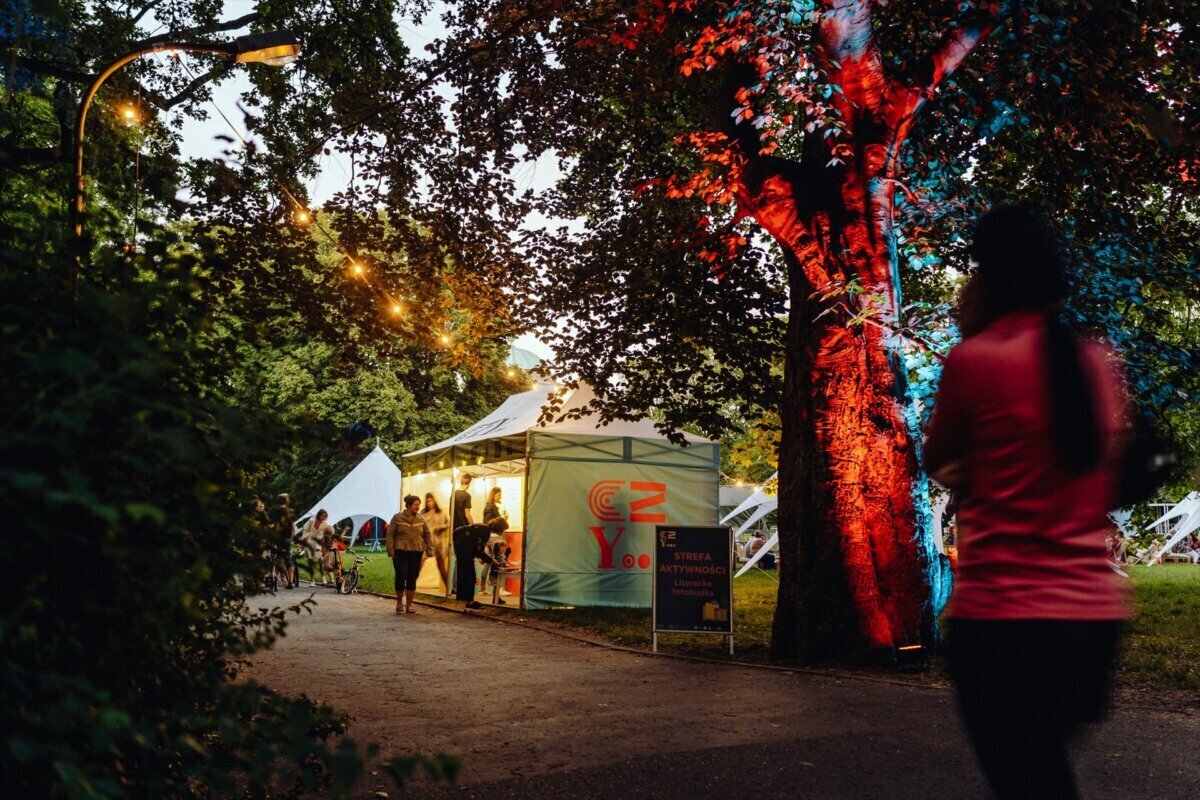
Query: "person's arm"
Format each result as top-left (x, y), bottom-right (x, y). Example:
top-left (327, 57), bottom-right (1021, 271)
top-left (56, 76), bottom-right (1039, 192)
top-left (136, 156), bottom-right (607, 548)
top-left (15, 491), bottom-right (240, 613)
top-left (923, 348), bottom-right (973, 488)
top-left (421, 520), bottom-right (434, 557)
top-left (476, 531), bottom-right (495, 565)
top-left (464, 494), bottom-right (474, 526)
top-left (385, 515), bottom-right (400, 559)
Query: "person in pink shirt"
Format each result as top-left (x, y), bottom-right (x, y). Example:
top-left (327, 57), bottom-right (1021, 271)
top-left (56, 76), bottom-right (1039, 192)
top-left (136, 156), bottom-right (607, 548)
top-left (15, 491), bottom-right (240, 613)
top-left (925, 205), bottom-right (1130, 800)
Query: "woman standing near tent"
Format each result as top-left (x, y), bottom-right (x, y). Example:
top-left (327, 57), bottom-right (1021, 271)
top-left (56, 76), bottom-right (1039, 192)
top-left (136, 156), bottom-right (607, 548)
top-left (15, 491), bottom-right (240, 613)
top-left (483, 487), bottom-right (503, 523)
top-left (925, 205), bottom-right (1130, 800)
top-left (424, 493), bottom-right (452, 594)
top-left (387, 495), bottom-right (434, 614)
top-left (480, 487), bottom-right (506, 591)
top-left (299, 509), bottom-right (334, 587)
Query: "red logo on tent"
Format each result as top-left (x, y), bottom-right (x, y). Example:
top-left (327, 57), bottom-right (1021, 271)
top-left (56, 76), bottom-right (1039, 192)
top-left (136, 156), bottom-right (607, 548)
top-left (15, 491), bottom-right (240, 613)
top-left (587, 481), bottom-right (667, 523)
top-left (588, 480), bottom-right (624, 521)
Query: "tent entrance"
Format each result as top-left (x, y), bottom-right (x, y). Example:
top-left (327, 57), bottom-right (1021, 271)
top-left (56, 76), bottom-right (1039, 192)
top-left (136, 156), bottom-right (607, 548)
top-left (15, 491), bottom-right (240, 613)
top-left (406, 458), bottom-right (527, 604)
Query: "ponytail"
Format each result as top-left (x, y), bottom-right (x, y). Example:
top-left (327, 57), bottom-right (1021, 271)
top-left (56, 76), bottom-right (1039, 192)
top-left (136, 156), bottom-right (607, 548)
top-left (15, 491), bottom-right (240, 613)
top-left (970, 204), bottom-right (1101, 475)
top-left (1044, 311), bottom-right (1101, 474)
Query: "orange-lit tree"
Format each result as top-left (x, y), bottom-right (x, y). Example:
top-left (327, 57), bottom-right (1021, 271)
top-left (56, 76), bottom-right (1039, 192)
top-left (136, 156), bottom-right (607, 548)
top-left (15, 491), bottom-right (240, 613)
top-left (402, 0), bottom-right (1199, 661)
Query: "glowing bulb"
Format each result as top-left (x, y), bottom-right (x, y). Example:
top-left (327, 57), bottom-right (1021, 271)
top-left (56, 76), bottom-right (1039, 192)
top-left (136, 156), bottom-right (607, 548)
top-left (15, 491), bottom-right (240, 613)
top-left (391, 304), bottom-right (402, 315)
top-left (120, 105), bottom-right (138, 124)
top-left (530, 382), bottom-right (538, 390)
top-left (295, 209), bottom-right (310, 225)
top-left (506, 369), bottom-right (515, 377)
top-left (352, 262), bottom-right (363, 275)
top-left (439, 334), bottom-right (450, 344)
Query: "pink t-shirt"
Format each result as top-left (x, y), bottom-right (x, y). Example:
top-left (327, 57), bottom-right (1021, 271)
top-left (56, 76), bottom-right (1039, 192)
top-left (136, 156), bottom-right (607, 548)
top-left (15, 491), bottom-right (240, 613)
top-left (924, 310), bottom-right (1130, 621)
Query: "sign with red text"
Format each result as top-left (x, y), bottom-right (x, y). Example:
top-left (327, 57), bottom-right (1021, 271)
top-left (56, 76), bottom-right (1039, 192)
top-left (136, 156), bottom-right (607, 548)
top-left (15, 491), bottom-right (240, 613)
top-left (653, 525), bottom-right (733, 634)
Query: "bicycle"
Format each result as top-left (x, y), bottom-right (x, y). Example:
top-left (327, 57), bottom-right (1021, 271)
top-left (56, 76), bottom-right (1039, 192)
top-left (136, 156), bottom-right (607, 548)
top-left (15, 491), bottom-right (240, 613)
top-left (338, 552), bottom-right (369, 595)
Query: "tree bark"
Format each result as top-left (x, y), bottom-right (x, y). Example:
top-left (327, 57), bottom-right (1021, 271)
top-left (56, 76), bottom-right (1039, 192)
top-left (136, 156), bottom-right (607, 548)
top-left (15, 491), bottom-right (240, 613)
top-left (725, 0), bottom-right (1009, 662)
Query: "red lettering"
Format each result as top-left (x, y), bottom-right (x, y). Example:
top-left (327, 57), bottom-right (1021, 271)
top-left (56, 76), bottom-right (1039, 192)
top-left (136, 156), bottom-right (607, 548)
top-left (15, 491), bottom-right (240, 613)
top-left (629, 481), bottom-right (666, 523)
top-left (590, 526), bottom-right (625, 569)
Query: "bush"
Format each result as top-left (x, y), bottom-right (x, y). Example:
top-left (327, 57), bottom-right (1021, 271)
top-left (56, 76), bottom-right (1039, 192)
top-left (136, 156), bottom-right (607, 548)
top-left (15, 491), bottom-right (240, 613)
top-left (0, 221), bottom-right (365, 797)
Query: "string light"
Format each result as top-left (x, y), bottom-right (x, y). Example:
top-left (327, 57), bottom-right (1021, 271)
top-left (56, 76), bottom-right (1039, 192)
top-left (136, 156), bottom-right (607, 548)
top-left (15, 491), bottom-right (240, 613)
top-left (164, 51), bottom-right (521, 380)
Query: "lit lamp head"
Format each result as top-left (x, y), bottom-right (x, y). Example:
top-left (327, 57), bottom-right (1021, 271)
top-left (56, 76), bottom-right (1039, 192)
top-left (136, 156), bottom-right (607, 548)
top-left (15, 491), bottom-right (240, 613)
top-left (439, 334), bottom-right (451, 345)
top-left (119, 105), bottom-right (139, 124)
top-left (294, 208), bottom-right (311, 225)
top-left (232, 30), bottom-right (302, 66)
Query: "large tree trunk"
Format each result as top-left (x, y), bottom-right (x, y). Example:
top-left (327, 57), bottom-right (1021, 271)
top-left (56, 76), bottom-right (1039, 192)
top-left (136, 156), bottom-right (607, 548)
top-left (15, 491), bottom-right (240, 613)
top-left (722, 0), bottom-right (1004, 661)
top-left (763, 172), bottom-right (933, 661)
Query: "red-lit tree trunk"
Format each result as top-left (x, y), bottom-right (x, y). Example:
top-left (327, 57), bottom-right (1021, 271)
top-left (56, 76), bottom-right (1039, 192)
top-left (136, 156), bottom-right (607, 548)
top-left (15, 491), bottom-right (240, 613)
top-left (723, 2), bottom-right (1007, 661)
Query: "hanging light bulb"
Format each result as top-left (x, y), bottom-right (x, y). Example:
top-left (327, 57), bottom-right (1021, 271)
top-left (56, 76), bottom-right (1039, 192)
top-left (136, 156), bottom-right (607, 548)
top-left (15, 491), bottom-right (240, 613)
top-left (506, 369), bottom-right (515, 378)
top-left (439, 334), bottom-right (450, 345)
top-left (391, 303), bottom-right (402, 315)
top-left (351, 261), bottom-right (364, 276)
top-left (294, 208), bottom-right (311, 225)
top-left (119, 104), bottom-right (138, 124)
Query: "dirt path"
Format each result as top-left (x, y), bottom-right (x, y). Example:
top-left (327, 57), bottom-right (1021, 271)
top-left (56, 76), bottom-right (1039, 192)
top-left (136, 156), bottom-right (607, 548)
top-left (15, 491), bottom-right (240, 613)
top-left (244, 592), bottom-right (1198, 799)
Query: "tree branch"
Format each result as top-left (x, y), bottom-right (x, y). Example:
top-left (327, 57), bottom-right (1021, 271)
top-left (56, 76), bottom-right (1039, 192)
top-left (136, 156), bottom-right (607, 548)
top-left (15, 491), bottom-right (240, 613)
top-left (882, 2), bottom-right (1016, 166)
top-left (129, 0), bottom-right (165, 27)
top-left (907, 2), bottom-right (1013, 98)
top-left (138, 12), bottom-right (259, 47)
top-left (12, 56), bottom-right (89, 85)
top-left (138, 64), bottom-right (230, 111)
top-left (0, 145), bottom-right (60, 170)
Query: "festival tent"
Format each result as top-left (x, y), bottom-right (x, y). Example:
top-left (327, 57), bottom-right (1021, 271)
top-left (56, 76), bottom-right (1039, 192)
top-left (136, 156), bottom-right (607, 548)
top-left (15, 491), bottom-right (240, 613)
top-left (1145, 492), bottom-right (1200, 565)
top-left (401, 383), bottom-right (720, 609)
top-left (296, 445), bottom-right (403, 546)
top-left (719, 477), bottom-right (780, 577)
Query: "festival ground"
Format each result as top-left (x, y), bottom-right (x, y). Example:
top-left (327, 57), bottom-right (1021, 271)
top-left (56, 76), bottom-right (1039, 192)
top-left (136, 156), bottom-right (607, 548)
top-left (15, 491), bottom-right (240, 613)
top-left (244, 592), bottom-right (1199, 799)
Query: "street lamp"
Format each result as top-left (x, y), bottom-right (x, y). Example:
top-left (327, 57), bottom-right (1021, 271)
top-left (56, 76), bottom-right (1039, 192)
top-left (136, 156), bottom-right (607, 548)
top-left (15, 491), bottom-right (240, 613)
top-left (71, 30), bottom-right (301, 240)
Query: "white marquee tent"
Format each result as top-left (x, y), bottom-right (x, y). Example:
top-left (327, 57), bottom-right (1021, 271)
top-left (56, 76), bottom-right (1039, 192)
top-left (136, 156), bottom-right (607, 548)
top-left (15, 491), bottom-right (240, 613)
top-left (402, 382), bottom-right (720, 608)
top-left (1145, 492), bottom-right (1200, 565)
top-left (297, 445), bottom-right (402, 546)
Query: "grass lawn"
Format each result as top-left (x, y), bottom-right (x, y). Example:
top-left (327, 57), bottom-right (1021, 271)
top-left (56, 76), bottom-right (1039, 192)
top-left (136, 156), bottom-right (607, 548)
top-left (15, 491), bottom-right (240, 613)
top-left (339, 549), bottom-right (1198, 691)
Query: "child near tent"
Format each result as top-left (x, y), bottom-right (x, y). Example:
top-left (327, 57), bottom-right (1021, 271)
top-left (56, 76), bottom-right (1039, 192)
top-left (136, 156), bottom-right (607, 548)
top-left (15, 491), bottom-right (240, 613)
top-left (488, 538), bottom-right (511, 602)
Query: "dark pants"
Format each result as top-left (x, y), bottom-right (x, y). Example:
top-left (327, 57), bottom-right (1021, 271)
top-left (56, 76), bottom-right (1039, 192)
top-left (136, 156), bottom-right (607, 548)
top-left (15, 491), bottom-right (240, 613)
top-left (947, 619), bottom-right (1120, 800)
top-left (392, 550), bottom-right (422, 593)
top-left (454, 550), bottom-right (477, 602)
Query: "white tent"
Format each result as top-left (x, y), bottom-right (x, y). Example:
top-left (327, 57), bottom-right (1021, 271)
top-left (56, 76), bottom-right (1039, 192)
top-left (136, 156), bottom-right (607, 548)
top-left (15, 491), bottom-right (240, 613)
top-left (297, 445), bottom-right (402, 546)
top-left (402, 382), bottom-right (719, 608)
top-left (721, 473), bottom-right (777, 526)
top-left (1146, 492), bottom-right (1200, 565)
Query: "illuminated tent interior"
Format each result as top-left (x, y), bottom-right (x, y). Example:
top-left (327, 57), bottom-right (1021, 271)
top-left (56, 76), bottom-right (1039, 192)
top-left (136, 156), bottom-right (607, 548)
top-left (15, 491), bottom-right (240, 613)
top-left (401, 383), bottom-right (720, 609)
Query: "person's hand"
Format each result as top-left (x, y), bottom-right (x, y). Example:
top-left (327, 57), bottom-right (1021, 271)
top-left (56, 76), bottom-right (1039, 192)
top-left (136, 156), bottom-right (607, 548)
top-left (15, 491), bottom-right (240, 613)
top-left (425, 549), bottom-right (434, 558)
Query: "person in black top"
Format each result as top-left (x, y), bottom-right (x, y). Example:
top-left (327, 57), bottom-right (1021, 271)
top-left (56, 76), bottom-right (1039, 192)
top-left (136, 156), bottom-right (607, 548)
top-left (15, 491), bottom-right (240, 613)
top-left (453, 517), bottom-right (508, 609)
top-left (452, 473), bottom-right (474, 531)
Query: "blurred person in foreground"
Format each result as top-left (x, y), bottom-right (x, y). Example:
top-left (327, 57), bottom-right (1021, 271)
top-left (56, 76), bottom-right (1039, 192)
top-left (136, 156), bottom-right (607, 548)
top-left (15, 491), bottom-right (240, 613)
top-left (924, 205), bottom-right (1130, 800)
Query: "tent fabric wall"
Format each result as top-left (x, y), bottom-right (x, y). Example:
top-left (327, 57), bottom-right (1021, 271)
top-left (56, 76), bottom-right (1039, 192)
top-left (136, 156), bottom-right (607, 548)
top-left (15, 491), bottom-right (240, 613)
top-left (523, 432), bottom-right (719, 610)
top-left (297, 446), bottom-right (402, 545)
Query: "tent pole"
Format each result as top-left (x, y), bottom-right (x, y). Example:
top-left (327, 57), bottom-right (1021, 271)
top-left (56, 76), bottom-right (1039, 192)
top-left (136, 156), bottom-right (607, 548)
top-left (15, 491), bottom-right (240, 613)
top-left (519, 432), bottom-right (530, 611)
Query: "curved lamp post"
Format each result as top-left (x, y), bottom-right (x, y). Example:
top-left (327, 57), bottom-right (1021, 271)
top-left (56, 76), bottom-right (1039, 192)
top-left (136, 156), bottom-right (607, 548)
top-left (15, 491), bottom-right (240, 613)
top-left (71, 30), bottom-right (301, 239)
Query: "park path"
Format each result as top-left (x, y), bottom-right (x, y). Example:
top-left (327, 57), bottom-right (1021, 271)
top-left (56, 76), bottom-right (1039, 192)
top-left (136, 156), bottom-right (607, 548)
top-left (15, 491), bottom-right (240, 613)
top-left (244, 592), bottom-right (1198, 799)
